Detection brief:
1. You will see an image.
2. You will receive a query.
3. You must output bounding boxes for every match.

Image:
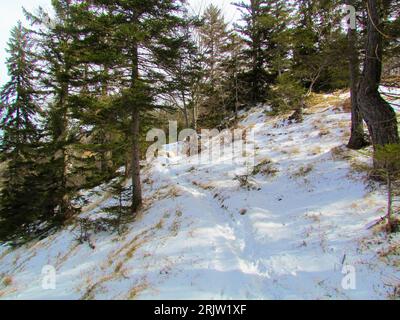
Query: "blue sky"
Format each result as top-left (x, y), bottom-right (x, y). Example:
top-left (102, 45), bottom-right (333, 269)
top-left (0, 0), bottom-right (238, 87)
top-left (0, 0), bottom-right (50, 85)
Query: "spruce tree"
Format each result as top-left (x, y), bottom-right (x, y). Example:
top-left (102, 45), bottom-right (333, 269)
top-left (199, 5), bottom-right (230, 90)
top-left (292, 0), bottom-right (348, 95)
top-left (221, 34), bottom-right (247, 118)
top-left (0, 22), bottom-right (38, 154)
top-left (197, 4), bottom-right (231, 126)
top-left (234, 0), bottom-right (292, 104)
top-left (0, 23), bottom-right (43, 243)
top-left (86, 0), bottom-right (187, 215)
top-left (25, 0), bottom-right (83, 221)
top-left (163, 16), bottom-right (203, 129)
top-left (65, 2), bottom-right (126, 187)
top-left (234, 0), bottom-right (269, 104)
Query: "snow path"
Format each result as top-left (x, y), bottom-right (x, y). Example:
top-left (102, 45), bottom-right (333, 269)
top-left (0, 91), bottom-right (399, 300)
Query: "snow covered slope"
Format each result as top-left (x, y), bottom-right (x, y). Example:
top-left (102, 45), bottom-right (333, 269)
top-left (0, 90), bottom-right (399, 300)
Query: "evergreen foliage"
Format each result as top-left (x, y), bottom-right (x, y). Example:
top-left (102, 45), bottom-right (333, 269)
top-left (0, 0), bottom-right (399, 244)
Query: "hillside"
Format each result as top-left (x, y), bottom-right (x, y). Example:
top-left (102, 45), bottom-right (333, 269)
top-left (0, 90), bottom-right (399, 300)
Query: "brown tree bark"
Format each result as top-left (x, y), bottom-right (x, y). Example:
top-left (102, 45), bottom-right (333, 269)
top-left (357, 0), bottom-right (399, 166)
top-left (181, 91), bottom-right (190, 128)
top-left (130, 42), bottom-right (143, 215)
top-left (58, 80), bottom-right (72, 219)
top-left (346, 0), bottom-right (369, 150)
top-left (131, 106), bottom-right (142, 215)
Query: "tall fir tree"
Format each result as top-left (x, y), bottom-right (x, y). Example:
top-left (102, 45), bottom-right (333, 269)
top-left (0, 22), bottom-right (38, 154)
top-left (84, 0), bottom-right (188, 215)
top-left (25, 0), bottom-right (84, 221)
top-left (221, 33), bottom-right (247, 118)
top-left (234, 0), bottom-right (292, 104)
top-left (163, 16), bottom-right (203, 129)
top-left (0, 23), bottom-right (44, 243)
top-left (197, 4), bottom-right (232, 126)
top-left (292, 0), bottom-right (348, 95)
top-left (234, 0), bottom-right (268, 104)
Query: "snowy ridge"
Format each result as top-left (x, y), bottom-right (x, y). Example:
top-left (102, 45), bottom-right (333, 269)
top-left (0, 91), bottom-right (399, 300)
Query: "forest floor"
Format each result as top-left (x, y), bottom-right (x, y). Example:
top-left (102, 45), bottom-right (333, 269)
top-left (0, 88), bottom-right (399, 300)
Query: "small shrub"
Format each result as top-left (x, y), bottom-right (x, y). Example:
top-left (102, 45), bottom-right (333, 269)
top-left (2, 276), bottom-right (12, 287)
top-left (375, 144), bottom-right (400, 233)
top-left (155, 219), bottom-right (164, 230)
top-left (292, 165), bottom-right (314, 178)
top-left (234, 175), bottom-right (260, 191)
top-left (319, 128), bottom-right (330, 137)
top-left (252, 159), bottom-right (279, 177)
top-left (310, 146), bottom-right (322, 156)
top-left (114, 261), bottom-right (124, 274)
top-left (176, 210), bottom-right (183, 217)
top-left (270, 74), bottom-right (306, 114)
top-left (331, 146), bottom-right (352, 161)
top-left (192, 181), bottom-right (214, 191)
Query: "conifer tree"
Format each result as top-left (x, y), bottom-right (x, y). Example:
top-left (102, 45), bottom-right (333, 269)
top-left (163, 17), bottom-right (203, 129)
top-left (292, 0), bottom-right (348, 95)
top-left (234, 0), bottom-right (268, 104)
top-left (221, 33), bottom-right (247, 118)
top-left (25, 1), bottom-right (83, 220)
top-left (197, 4), bottom-right (231, 125)
top-left (0, 22), bottom-right (38, 154)
top-left (65, 2), bottom-right (126, 186)
top-left (0, 23), bottom-right (43, 243)
top-left (86, 0), bottom-right (187, 215)
top-left (199, 5), bottom-right (230, 90)
top-left (234, 0), bottom-right (292, 104)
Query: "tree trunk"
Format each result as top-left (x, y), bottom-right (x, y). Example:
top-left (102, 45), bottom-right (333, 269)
top-left (250, 0), bottom-right (263, 104)
top-left (131, 106), bottom-right (142, 214)
top-left (130, 42), bottom-right (143, 215)
top-left (181, 91), bottom-right (189, 128)
top-left (307, 67), bottom-right (322, 96)
top-left (346, 0), bottom-right (369, 150)
top-left (58, 79), bottom-right (71, 219)
top-left (125, 148), bottom-right (131, 178)
top-left (192, 95), bottom-right (198, 132)
top-left (357, 0), bottom-right (399, 167)
top-left (289, 99), bottom-right (304, 123)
